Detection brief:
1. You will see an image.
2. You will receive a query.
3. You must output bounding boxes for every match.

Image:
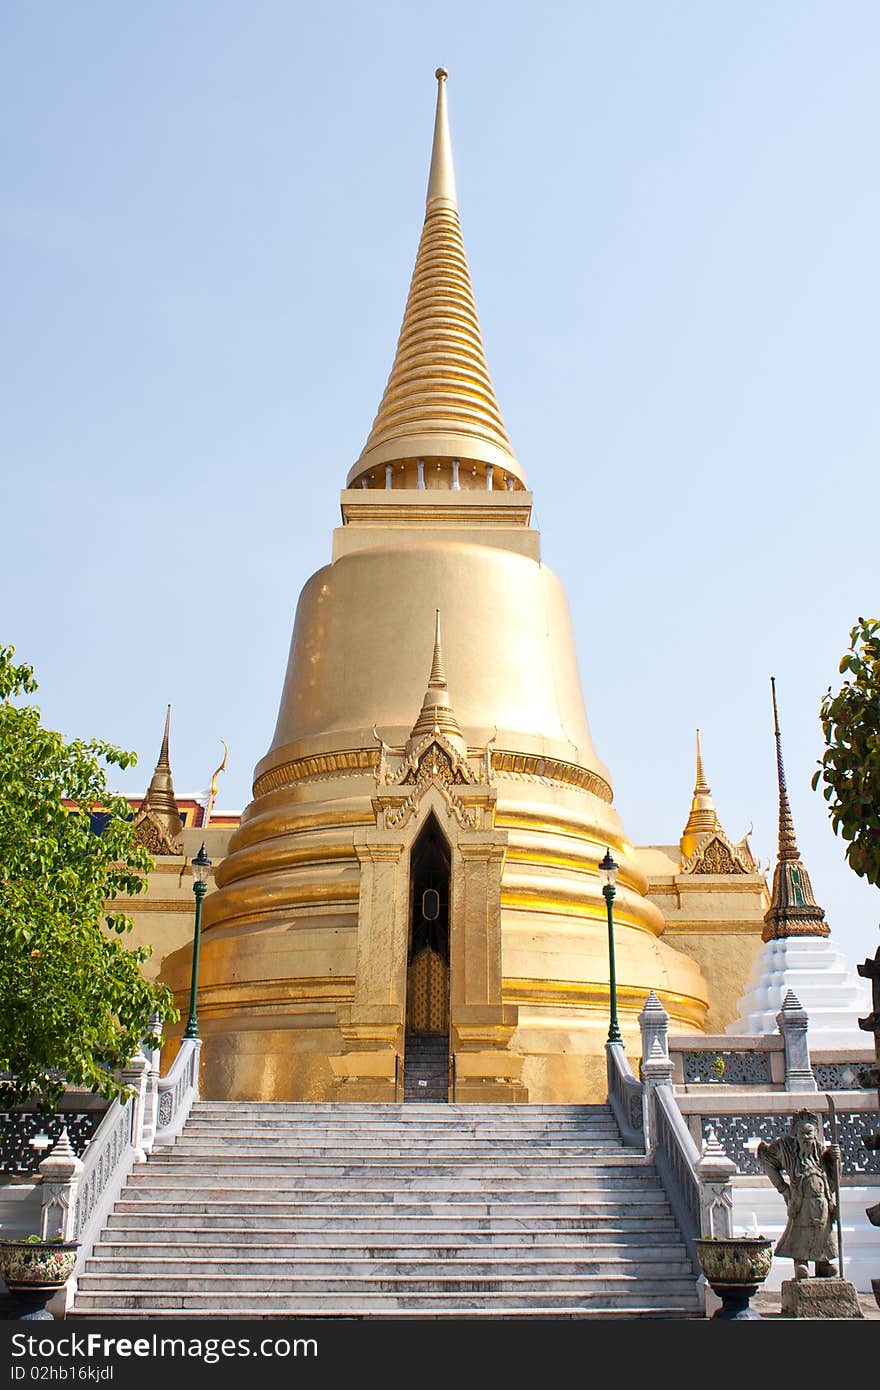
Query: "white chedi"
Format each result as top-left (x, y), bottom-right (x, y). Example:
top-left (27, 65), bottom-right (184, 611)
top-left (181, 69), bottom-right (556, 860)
top-left (727, 935), bottom-right (870, 1046)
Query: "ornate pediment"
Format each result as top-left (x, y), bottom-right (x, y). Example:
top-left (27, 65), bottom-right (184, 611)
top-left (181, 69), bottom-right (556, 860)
top-left (133, 808), bottom-right (183, 857)
top-left (681, 830), bottom-right (757, 876)
top-left (395, 732), bottom-right (475, 789)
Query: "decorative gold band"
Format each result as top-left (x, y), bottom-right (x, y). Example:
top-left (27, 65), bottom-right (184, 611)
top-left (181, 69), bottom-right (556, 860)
top-left (254, 746), bottom-right (613, 803)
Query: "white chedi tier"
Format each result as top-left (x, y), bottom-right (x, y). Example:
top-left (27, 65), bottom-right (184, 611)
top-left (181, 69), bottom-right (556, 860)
top-left (727, 936), bottom-right (871, 1046)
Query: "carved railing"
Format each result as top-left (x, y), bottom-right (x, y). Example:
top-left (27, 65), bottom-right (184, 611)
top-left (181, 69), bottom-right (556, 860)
top-left (652, 1084), bottom-right (702, 1265)
top-left (34, 1036), bottom-right (200, 1310)
top-left (154, 1039), bottom-right (201, 1143)
top-left (72, 1096), bottom-right (136, 1243)
top-left (675, 1096), bottom-right (880, 1177)
top-left (605, 1041), bottom-right (644, 1147)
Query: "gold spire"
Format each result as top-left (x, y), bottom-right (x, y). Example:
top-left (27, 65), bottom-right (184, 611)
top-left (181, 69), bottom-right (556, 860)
top-left (763, 678), bottom-right (829, 941)
top-left (680, 729), bottom-right (721, 859)
top-left (348, 69), bottom-right (525, 489)
top-left (137, 705), bottom-right (183, 848)
top-left (407, 610), bottom-right (465, 751)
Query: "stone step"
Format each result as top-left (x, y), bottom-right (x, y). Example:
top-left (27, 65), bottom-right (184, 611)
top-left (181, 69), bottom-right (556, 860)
top-left (104, 1213), bottom-right (680, 1234)
top-left (71, 1286), bottom-right (701, 1312)
top-left (125, 1170), bottom-right (658, 1188)
top-left (76, 1270), bottom-right (700, 1293)
top-left (133, 1161), bottom-right (647, 1178)
top-left (112, 1201), bottom-right (675, 1220)
top-left (188, 1104), bottom-right (609, 1117)
top-left (69, 1304), bottom-right (701, 1320)
top-left (82, 1254), bottom-right (694, 1278)
top-left (113, 1184), bottom-right (670, 1206)
top-left (91, 1236), bottom-right (688, 1257)
top-left (171, 1134), bottom-right (620, 1145)
top-left (176, 1122), bottom-right (622, 1134)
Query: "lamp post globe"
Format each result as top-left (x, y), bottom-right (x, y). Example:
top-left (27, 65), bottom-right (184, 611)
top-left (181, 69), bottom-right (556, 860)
top-left (184, 842), bottom-right (212, 1041)
top-left (599, 848), bottom-right (622, 1045)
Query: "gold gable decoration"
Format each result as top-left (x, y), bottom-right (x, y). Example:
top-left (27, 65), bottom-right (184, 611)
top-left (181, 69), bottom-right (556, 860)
top-left (134, 808), bottom-right (183, 858)
top-left (681, 830), bottom-right (758, 876)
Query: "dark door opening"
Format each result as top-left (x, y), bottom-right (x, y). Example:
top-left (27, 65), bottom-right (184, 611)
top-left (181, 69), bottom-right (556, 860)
top-left (404, 815), bottom-right (450, 1101)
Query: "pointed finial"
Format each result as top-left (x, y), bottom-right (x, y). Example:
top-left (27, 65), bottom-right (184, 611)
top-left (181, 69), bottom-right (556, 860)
top-left (407, 609), bottom-right (464, 752)
top-left (428, 609), bottom-right (447, 689)
top-left (157, 703), bottom-right (172, 772)
top-left (136, 704), bottom-right (183, 847)
top-left (427, 67), bottom-right (457, 212)
top-left (695, 729), bottom-right (709, 793)
top-left (680, 727), bottom-right (720, 859)
top-left (762, 680), bottom-right (829, 942)
top-left (770, 678), bottom-right (799, 861)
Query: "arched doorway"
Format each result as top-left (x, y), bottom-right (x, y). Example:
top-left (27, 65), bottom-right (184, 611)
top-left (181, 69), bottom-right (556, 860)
top-left (404, 814), bottom-right (450, 1100)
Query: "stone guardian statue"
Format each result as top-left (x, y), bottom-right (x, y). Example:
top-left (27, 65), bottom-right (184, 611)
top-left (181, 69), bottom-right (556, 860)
top-left (757, 1109), bottom-right (840, 1280)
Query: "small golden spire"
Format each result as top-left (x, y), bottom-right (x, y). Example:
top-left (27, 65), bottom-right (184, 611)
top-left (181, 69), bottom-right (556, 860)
top-left (137, 704), bottom-right (183, 849)
top-left (407, 609), bottom-right (465, 751)
top-left (348, 69), bottom-right (525, 489)
top-left (428, 608), bottom-right (447, 687)
top-left (680, 728), bottom-right (720, 860)
top-left (694, 728), bottom-right (709, 794)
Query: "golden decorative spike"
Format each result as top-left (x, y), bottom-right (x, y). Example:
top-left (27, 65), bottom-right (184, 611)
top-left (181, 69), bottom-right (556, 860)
top-left (695, 728), bottom-right (709, 793)
top-left (427, 69), bottom-right (456, 212)
top-left (408, 610), bottom-right (464, 750)
top-left (428, 609), bottom-right (447, 688)
top-left (137, 704), bottom-right (183, 848)
top-left (680, 727), bottom-right (721, 860)
top-left (763, 678), bottom-right (829, 941)
top-left (348, 70), bottom-right (525, 489)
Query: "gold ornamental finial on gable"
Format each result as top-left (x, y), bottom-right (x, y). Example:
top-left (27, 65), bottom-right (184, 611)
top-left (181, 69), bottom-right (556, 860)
top-left (347, 70), bottom-right (525, 489)
top-left (407, 610), bottom-right (465, 753)
top-left (135, 704), bottom-right (183, 854)
top-left (680, 729), bottom-right (721, 860)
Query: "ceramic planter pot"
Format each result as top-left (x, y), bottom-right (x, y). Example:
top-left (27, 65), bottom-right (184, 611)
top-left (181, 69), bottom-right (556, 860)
top-left (695, 1237), bottom-right (773, 1320)
top-left (0, 1240), bottom-right (79, 1292)
top-left (0, 1240), bottom-right (80, 1320)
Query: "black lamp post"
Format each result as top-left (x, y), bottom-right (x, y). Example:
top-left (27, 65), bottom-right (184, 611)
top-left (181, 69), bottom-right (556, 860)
top-left (184, 842), bottom-right (212, 1040)
top-left (599, 848), bottom-right (622, 1044)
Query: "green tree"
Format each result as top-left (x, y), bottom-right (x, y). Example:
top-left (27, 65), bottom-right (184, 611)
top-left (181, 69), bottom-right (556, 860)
top-left (0, 646), bottom-right (178, 1108)
top-left (812, 617), bottom-right (880, 888)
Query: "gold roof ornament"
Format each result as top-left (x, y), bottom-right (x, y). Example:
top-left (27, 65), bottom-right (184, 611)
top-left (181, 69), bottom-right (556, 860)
top-left (679, 729), bottom-right (721, 860)
top-left (679, 728), bottom-right (757, 874)
top-left (202, 738), bottom-right (229, 830)
top-left (134, 705), bottom-right (184, 855)
top-left (406, 609), bottom-right (466, 755)
top-left (762, 678), bottom-right (830, 942)
top-left (348, 69), bottom-right (525, 489)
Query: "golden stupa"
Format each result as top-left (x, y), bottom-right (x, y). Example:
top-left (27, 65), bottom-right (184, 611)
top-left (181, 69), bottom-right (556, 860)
top-left (162, 70), bottom-right (711, 1102)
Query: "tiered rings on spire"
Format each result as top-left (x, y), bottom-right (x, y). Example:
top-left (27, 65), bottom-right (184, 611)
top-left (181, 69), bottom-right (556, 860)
top-left (348, 70), bottom-right (524, 489)
top-left (763, 678), bottom-right (829, 941)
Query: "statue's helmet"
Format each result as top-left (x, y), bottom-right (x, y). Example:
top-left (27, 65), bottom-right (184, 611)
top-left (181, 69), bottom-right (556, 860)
top-left (791, 1109), bottom-right (822, 1133)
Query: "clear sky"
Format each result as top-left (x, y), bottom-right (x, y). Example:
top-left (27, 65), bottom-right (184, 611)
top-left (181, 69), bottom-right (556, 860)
top-left (3, 3), bottom-right (878, 975)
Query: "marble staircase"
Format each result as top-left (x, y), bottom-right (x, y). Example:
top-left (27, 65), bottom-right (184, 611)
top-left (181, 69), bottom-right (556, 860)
top-left (71, 1103), bottom-right (702, 1318)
